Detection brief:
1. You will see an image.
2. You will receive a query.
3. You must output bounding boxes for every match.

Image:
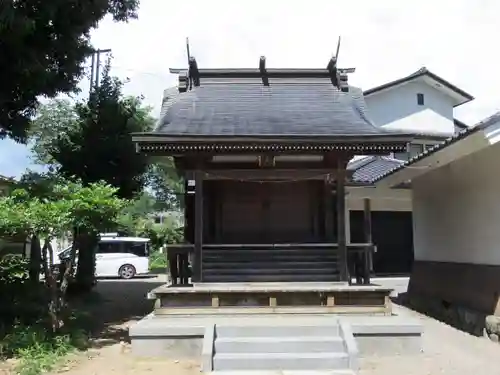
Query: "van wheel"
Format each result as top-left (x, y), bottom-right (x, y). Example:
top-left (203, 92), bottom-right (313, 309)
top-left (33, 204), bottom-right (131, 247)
top-left (118, 264), bottom-right (136, 279)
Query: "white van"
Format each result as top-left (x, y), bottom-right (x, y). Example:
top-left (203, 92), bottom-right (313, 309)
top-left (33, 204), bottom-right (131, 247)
top-left (56, 234), bottom-right (151, 279)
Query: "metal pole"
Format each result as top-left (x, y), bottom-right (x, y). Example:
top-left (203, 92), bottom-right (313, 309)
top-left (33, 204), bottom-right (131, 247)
top-left (89, 52), bottom-right (96, 99)
top-left (95, 50), bottom-right (101, 90)
top-left (94, 48), bottom-right (111, 91)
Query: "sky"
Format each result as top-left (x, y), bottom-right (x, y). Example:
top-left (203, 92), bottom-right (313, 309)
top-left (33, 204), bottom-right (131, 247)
top-left (2, 0), bottom-right (500, 178)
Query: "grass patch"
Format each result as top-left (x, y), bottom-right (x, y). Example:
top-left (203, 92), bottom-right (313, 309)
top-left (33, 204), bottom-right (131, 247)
top-left (149, 251), bottom-right (167, 272)
top-left (1, 317), bottom-right (89, 375)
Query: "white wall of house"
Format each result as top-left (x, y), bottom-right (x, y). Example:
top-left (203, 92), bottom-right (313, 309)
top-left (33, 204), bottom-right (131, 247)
top-left (365, 81), bottom-right (455, 136)
top-left (412, 142), bottom-right (500, 265)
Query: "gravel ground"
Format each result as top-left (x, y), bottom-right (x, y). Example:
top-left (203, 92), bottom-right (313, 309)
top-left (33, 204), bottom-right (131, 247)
top-left (3, 275), bottom-right (498, 375)
top-left (359, 304), bottom-right (500, 375)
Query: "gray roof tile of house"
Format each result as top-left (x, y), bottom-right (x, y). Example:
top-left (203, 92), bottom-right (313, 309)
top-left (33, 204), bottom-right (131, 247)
top-left (156, 76), bottom-right (412, 138)
top-left (371, 111), bottom-right (500, 184)
top-left (348, 156), bottom-right (404, 183)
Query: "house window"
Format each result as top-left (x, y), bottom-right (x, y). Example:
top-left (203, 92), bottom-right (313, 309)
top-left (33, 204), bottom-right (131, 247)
top-left (393, 151), bottom-right (408, 161)
top-left (417, 93), bottom-right (425, 106)
top-left (409, 144), bottom-right (424, 158)
top-left (392, 143), bottom-right (425, 161)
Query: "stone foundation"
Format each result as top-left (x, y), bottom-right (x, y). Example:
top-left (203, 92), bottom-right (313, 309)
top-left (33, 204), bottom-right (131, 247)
top-left (405, 291), bottom-right (487, 336)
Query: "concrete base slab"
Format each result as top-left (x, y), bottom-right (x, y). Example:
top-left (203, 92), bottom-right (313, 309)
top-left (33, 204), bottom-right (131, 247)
top-left (130, 311), bottom-right (423, 361)
top-left (208, 371), bottom-right (356, 375)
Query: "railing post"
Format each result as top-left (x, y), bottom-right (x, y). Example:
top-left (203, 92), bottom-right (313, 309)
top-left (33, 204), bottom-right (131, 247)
top-left (166, 246), bottom-right (179, 285)
top-left (363, 246), bottom-right (371, 285)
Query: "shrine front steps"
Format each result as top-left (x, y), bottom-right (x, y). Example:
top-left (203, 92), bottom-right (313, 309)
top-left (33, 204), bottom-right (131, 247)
top-left (129, 312), bottom-right (423, 372)
top-left (212, 322), bottom-right (357, 372)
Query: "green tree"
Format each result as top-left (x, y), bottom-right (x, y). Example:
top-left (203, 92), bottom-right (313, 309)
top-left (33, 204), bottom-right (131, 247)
top-left (0, 0), bottom-right (139, 141)
top-left (146, 161), bottom-right (184, 211)
top-left (29, 100), bottom-right (79, 166)
top-left (47, 61), bottom-right (155, 199)
top-left (0, 180), bottom-right (127, 331)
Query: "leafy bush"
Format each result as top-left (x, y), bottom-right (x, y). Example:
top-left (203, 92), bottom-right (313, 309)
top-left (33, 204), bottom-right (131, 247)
top-left (0, 255), bottom-right (47, 330)
top-left (0, 323), bottom-right (86, 375)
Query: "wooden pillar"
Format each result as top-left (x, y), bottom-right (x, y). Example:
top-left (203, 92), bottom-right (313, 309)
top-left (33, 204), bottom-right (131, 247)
top-left (324, 181), bottom-right (334, 241)
top-left (336, 161), bottom-right (348, 282)
top-left (193, 170), bottom-right (204, 283)
top-left (363, 198), bottom-right (372, 284)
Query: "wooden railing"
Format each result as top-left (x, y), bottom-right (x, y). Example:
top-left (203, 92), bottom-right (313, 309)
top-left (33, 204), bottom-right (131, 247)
top-left (346, 243), bottom-right (374, 286)
top-left (166, 244), bottom-right (193, 286)
top-left (165, 242), bottom-right (374, 286)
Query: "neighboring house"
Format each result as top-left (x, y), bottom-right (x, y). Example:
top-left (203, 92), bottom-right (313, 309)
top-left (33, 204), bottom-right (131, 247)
top-left (371, 112), bottom-right (500, 333)
top-left (149, 210), bottom-right (184, 227)
top-left (346, 67), bottom-right (474, 275)
top-left (364, 67), bottom-right (474, 159)
top-left (0, 174), bottom-right (14, 196)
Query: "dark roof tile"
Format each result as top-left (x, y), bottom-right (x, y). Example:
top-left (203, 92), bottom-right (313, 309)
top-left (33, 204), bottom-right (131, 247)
top-left (348, 156), bottom-right (404, 183)
top-left (156, 78), bottom-right (407, 137)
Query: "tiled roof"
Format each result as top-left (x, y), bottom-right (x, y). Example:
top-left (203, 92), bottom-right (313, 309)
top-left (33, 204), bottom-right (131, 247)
top-left (370, 111), bottom-right (500, 184)
top-left (156, 77), bottom-right (409, 137)
top-left (348, 156), bottom-right (404, 183)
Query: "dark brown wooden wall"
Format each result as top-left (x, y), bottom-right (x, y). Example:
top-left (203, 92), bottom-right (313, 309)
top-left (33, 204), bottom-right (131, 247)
top-left (204, 180), bottom-right (327, 244)
top-left (350, 210), bottom-right (414, 275)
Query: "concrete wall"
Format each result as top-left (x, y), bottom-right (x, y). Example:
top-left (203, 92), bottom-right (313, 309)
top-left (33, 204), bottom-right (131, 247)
top-left (409, 142), bottom-right (500, 333)
top-left (365, 81), bottom-right (455, 136)
top-left (412, 142), bottom-right (500, 265)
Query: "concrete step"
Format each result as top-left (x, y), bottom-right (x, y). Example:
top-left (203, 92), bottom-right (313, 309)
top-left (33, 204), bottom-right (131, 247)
top-left (216, 324), bottom-right (340, 338)
top-left (213, 352), bottom-right (349, 371)
top-left (215, 336), bottom-right (345, 353)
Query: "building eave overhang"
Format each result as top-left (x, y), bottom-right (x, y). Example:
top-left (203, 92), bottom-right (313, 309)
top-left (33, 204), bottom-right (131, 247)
top-left (133, 133), bottom-right (415, 155)
top-left (373, 112), bottom-right (500, 188)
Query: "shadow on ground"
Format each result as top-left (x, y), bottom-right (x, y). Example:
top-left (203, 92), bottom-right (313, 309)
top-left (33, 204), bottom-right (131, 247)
top-left (68, 277), bottom-right (164, 349)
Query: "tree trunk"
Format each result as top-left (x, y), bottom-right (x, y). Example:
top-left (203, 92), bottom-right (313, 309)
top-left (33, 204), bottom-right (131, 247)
top-left (59, 228), bottom-right (78, 297)
top-left (29, 234), bottom-right (42, 284)
top-left (41, 239), bottom-right (60, 332)
top-left (74, 231), bottom-right (98, 292)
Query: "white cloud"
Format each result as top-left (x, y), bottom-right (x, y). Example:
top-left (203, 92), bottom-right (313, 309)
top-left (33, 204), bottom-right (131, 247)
top-left (3, 0), bottom-right (500, 176)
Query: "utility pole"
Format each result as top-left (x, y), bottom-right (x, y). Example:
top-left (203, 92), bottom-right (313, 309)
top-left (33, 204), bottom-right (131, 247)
top-left (88, 48), bottom-right (111, 99)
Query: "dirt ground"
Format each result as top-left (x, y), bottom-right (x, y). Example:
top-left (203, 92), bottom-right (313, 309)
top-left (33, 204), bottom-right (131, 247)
top-left (3, 276), bottom-right (500, 375)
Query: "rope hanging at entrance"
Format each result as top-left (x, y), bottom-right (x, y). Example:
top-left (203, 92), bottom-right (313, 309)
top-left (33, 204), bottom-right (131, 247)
top-left (199, 170), bottom-right (337, 184)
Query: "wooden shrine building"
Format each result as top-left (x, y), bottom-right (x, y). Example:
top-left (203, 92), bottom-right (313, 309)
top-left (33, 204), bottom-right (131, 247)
top-left (133, 56), bottom-right (414, 288)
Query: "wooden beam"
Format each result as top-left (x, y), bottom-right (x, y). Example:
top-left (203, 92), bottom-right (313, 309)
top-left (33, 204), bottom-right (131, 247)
top-left (259, 56), bottom-right (269, 86)
top-left (193, 170), bottom-right (204, 282)
top-left (337, 159), bottom-right (348, 282)
top-left (202, 169), bottom-right (338, 181)
top-left (188, 56), bottom-right (200, 88)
